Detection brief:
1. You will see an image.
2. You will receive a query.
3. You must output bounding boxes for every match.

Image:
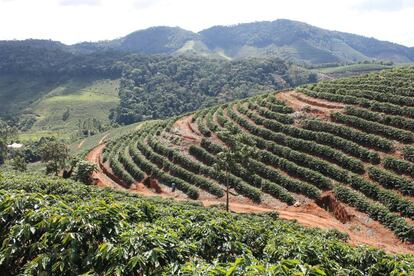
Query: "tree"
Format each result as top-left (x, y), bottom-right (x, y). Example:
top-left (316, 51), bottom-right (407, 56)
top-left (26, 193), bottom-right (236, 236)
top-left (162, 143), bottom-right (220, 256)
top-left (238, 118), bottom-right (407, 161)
top-left (0, 120), bottom-right (17, 165)
top-left (71, 158), bottom-right (97, 184)
top-left (12, 155), bottom-right (27, 172)
top-left (214, 129), bottom-right (257, 212)
top-left (39, 140), bottom-right (69, 175)
top-left (62, 108), bottom-right (70, 121)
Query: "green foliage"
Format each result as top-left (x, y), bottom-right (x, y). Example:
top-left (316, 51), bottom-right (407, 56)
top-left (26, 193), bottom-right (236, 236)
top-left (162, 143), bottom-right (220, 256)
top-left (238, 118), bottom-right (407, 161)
top-left (302, 67), bottom-right (414, 119)
top-left (238, 103), bottom-right (380, 164)
top-left (0, 119), bottom-right (17, 165)
top-left (344, 106), bottom-right (414, 132)
top-left (302, 119), bottom-right (394, 152)
top-left (62, 108), bottom-right (70, 121)
top-left (383, 157), bottom-right (414, 178)
top-left (0, 172), bottom-right (413, 274)
top-left (103, 67), bottom-right (414, 246)
top-left (11, 155), bottom-right (27, 172)
top-left (334, 185), bottom-right (414, 243)
top-left (77, 118), bottom-right (109, 137)
top-left (18, 137), bottom-right (56, 163)
top-left (113, 56), bottom-right (303, 124)
top-left (70, 158), bottom-right (97, 184)
top-left (346, 175), bottom-right (414, 220)
top-left (39, 140), bottom-right (69, 175)
top-left (331, 112), bottom-right (414, 144)
top-left (402, 146), bottom-right (414, 163)
top-left (368, 166), bottom-right (414, 196)
top-left (231, 107), bottom-right (351, 183)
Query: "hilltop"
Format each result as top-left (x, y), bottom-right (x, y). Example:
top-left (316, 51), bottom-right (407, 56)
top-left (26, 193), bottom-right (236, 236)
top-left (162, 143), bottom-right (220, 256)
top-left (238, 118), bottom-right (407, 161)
top-left (2, 19), bottom-right (413, 65)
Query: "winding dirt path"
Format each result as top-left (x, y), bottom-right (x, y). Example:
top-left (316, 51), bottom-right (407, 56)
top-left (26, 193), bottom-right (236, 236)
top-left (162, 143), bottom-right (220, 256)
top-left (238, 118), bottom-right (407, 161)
top-left (86, 143), bottom-right (125, 190)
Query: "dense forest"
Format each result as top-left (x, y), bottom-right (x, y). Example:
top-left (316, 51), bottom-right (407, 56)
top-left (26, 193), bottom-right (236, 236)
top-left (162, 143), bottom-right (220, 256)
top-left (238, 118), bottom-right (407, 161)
top-left (112, 56), bottom-right (316, 124)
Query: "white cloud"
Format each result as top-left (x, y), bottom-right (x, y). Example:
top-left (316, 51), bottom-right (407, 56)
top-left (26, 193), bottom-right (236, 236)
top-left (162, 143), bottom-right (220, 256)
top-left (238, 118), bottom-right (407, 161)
top-left (0, 0), bottom-right (413, 46)
top-left (354, 0), bottom-right (414, 12)
top-left (133, 0), bottom-right (165, 9)
top-left (59, 0), bottom-right (101, 6)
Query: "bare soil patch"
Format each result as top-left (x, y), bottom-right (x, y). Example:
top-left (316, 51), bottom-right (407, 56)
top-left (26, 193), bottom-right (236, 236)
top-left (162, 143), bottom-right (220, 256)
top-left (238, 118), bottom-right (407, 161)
top-left (276, 91), bottom-right (344, 120)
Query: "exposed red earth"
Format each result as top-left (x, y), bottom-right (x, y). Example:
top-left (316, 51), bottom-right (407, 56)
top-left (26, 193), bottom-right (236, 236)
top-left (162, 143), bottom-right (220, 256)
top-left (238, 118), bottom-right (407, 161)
top-left (85, 91), bottom-right (414, 254)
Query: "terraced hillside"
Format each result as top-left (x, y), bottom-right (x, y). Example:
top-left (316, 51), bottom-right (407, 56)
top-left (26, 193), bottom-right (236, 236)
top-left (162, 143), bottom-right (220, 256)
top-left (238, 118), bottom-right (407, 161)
top-left (100, 67), bottom-right (414, 247)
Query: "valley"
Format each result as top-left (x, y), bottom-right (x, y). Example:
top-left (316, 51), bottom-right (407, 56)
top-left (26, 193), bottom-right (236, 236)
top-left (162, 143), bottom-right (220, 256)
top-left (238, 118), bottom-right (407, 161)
top-left (1, 16), bottom-right (414, 275)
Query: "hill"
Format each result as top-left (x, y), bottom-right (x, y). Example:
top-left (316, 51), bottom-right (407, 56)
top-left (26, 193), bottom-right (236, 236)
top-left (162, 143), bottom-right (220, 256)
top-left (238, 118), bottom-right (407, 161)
top-left (0, 171), bottom-right (413, 274)
top-left (2, 20), bottom-right (413, 68)
top-left (95, 66), bottom-right (414, 250)
top-left (199, 20), bottom-right (414, 63)
top-left (0, 40), bottom-right (124, 137)
top-left (19, 78), bottom-right (120, 141)
top-left (72, 19), bottom-right (414, 64)
top-left (0, 48), bottom-right (316, 137)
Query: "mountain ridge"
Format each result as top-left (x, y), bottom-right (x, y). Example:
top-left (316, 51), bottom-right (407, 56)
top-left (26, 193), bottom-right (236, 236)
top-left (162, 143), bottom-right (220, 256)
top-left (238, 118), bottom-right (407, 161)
top-left (1, 19), bottom-right (413, 65)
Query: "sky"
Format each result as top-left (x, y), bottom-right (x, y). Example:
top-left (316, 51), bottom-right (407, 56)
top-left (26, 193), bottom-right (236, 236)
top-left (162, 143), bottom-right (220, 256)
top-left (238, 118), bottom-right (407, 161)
top-left (0, 0), bottom-right (413, 46)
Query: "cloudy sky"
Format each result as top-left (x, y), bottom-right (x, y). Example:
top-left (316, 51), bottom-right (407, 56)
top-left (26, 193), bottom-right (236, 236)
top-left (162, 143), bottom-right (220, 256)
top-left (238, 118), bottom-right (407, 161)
top-left (0, 0), bottom-right (413, 46)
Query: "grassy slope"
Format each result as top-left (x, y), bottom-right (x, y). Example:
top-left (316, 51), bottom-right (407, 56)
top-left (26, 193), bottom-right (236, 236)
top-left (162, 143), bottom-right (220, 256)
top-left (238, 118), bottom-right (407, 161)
top-left (0, 75), bottom-right (58, 115)
top-left (19, 78), bottom-right (120, 141)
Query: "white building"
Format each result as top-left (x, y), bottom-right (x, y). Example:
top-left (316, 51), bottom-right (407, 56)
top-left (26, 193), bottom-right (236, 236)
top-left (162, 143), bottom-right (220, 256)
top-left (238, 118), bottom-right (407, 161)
top-left (7, 143), bottom-right (23, 149)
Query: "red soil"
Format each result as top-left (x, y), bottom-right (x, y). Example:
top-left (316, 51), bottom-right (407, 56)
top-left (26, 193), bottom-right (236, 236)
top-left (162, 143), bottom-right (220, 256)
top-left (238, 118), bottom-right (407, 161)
top-left (84, 94), bottom-right (414, 254)
top-left (85, 135), bottom-right (414, 254)
top-left (276, 91), bottom-right (344, 120)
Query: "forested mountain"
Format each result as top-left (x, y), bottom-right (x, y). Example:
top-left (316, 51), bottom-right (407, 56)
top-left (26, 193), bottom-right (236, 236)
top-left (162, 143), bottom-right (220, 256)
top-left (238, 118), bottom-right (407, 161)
top-left (2, 19), bottom-right (414, 67)
top-left (0, 40), bottom-right (124, 77)
top-left (70, 19), bottom-right (414, 64)
top-left (198, 20), bottom-right (414, 63)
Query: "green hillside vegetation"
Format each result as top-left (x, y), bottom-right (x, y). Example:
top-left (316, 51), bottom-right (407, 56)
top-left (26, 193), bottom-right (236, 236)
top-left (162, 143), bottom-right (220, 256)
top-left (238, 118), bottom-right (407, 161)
top-left (69, 120), bottom-right (145, 157)
top-left (0, 75), bottom-right (59, 116)
top-left (0, 171), bottom-right (413, 274)
top-left (0, 40), bottom-right (318, 137)
top-left (0, 78), bottom-right (119, 141)
top-left (113, 56), bottom-right (316, 125)
top-left (4, 20), bottom-right (412, 69)
top-left (20, 78), bottom-right (119, 140)
top-left (312, 63), bottom-right (394, 79)
top-left (72, 19), bottom-right (414, 64)
top-left (3, 18), bottom-right (410, 138)
top-left (104, 66), bottom-right (414, 244)
top-left (198, 20), bottom-right (414, 63)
